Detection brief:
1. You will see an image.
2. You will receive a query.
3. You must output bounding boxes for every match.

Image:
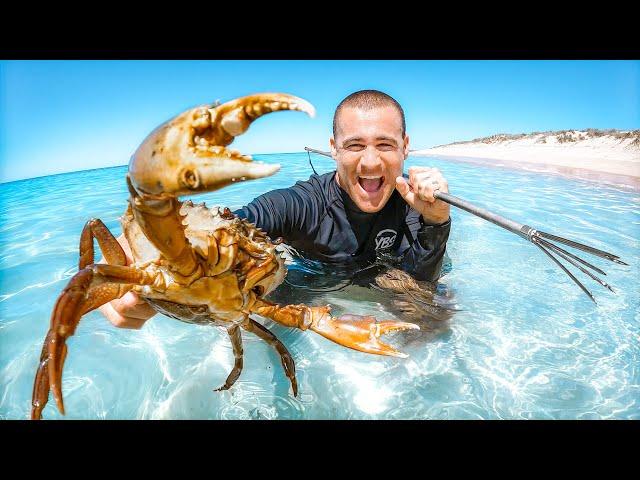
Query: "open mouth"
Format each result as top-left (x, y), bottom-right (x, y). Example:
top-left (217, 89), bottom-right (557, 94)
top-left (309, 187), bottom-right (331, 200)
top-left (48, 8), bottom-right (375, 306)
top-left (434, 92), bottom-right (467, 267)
top-left (358, 176), bottom-right (385, 193)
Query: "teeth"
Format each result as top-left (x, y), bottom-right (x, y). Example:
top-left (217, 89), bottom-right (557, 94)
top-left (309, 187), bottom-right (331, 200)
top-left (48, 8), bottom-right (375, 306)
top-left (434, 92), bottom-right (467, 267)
top-left (359, 176), bottom-right (382, 180)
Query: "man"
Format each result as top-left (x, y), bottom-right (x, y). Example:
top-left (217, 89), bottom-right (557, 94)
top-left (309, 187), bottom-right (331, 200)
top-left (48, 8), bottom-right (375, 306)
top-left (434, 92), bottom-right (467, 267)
top-left (100, 90), bottom-right (451, 328)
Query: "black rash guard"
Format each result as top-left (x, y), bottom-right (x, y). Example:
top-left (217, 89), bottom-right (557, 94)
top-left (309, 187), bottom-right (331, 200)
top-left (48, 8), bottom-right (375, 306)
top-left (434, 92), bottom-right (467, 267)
top-left (234, 171), bottom-right (451, 282)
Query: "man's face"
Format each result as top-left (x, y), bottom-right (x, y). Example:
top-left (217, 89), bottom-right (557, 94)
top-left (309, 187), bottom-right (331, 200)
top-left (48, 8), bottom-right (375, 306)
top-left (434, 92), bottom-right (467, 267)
top-left (330, 105), bottom-right (409, 213)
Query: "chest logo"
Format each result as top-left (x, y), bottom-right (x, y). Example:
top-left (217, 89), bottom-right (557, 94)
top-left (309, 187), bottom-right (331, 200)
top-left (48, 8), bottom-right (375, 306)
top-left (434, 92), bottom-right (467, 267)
top-left (374, 229), bottom-right (397, 250)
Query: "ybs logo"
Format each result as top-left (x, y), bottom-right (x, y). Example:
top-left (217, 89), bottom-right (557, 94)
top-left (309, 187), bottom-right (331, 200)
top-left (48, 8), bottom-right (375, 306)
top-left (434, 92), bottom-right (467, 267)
top-left (374, 229), bottom-right (397, 250)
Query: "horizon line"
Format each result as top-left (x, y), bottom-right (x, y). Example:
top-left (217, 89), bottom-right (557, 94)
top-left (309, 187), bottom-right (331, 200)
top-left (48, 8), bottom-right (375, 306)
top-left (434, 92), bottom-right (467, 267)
top-left (0, 151), bottom-right (331, 185)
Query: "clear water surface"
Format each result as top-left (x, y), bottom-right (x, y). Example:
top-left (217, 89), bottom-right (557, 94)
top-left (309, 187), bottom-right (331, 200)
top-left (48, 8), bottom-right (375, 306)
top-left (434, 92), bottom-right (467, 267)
top-left (1, 153), bottom-right (638, 419)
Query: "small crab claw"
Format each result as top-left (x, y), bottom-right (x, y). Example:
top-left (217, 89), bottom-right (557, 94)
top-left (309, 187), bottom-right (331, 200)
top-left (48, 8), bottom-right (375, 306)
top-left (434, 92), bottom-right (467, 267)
top-left (128, 93), bottom-right (316, 197)
top-left (307, 307), bottom-right (419, 358)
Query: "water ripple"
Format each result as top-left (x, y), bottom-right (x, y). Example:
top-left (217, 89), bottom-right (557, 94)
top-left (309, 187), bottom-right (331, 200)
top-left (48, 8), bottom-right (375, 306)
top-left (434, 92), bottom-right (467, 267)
top-left (0, 155), bottom-right (638, 419)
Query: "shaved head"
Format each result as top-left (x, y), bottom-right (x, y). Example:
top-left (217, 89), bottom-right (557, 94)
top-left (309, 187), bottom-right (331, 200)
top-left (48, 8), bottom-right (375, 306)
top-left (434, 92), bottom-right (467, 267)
top-left (333, 90), bottom-right (406, 139)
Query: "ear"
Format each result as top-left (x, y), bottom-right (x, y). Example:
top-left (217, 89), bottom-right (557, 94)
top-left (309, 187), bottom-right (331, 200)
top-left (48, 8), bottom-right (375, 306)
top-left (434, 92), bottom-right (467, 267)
top-left (403, 134), bottom-right (410, 159)
top-left (330, 137), bottom-right (338, 160)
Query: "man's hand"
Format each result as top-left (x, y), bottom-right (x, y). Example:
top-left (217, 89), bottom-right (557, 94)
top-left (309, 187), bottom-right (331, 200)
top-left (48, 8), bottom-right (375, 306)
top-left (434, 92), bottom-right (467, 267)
top-left (395, 167), bottom-right (450, 224)
top-left (97, 234), bottom-right (157, 329)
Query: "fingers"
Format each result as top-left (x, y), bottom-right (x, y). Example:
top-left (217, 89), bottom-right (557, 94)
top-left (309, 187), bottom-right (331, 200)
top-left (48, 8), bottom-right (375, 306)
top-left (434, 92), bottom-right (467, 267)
top-left (397, 167), bottom-right (450, 224)
top-left (395, 176), bottom-right (417, 205)
top-left (116, 234), bottom-right (135, 265)
top-left (100, 292), bottom-right (156, 329)
top-left (86, 233), bottom-right (153, 329)
top-left (114, 292), bottom-right (156, 318)
top-left (408, 166), bottom-right (449, 203)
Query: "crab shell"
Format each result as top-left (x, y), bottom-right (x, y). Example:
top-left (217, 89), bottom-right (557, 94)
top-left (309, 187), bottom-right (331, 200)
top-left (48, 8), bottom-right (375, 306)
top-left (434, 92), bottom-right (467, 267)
top-left (121, 93), bottom-right (316, 324)
top-left (121, 200), bottom-right (287, 325)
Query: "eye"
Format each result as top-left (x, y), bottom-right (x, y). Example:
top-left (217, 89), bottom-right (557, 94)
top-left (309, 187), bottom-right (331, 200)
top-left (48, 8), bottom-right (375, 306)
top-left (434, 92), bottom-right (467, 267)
top-left (345, 144), bottom-right (365, 151)
top-left (377, 143), bottom-right (396, 150)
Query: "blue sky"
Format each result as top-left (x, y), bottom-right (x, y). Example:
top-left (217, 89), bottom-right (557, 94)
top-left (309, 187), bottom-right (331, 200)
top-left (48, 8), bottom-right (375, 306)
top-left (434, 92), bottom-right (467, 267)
top-left (1, 60), bottom-right (638, 183)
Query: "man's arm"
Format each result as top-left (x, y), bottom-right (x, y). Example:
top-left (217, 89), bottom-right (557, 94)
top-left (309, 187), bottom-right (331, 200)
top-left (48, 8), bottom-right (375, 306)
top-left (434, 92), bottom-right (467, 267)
top-left (400, 212), bottom-right (451, 282)
top-left (395, 166), bottom-right (452, 282)
top-left (234, 179), bottom-right (321, 240)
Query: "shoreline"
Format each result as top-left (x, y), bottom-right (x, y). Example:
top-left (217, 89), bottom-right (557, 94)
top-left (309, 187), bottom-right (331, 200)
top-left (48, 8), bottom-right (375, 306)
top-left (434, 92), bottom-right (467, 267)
top-left (412, 150), bottom-right (640, 191)
top-left (412, 131), bottom-right (640, 191)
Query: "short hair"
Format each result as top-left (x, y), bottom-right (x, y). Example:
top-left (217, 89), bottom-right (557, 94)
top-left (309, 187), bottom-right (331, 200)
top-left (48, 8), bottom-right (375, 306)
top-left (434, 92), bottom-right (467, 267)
top-left (333, 90), bottom-right (406, 139)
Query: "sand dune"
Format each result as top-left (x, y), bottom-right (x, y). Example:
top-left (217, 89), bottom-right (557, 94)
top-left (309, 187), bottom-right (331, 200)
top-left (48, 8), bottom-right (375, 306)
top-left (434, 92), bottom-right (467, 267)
top-left (412, 130), bottom-right (640, 189)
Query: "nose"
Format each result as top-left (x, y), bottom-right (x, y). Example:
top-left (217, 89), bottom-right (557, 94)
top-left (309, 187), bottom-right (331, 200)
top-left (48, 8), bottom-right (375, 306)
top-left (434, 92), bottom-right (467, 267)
top-left (359, 146), bottom-right (382, 172)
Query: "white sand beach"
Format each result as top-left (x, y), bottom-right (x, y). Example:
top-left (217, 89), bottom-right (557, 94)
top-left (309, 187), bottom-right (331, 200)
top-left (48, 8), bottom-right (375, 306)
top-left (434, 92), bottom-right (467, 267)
top-left (412, 130), bottom-right (640, 189)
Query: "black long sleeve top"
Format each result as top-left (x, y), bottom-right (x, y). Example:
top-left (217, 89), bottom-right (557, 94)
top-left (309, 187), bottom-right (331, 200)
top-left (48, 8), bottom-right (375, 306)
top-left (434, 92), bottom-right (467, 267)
top-left (234, 171), bottom-right (450, 282)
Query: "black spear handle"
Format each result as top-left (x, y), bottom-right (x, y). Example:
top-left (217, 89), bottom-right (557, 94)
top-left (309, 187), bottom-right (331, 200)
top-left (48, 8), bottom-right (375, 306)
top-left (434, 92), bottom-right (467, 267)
top-left (432, 191), bottom-right (534, 240)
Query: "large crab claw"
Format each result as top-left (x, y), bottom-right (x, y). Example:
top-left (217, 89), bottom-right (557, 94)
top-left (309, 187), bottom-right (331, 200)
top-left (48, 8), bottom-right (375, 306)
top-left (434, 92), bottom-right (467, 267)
top-left (308, 307), bottom-right (420, 358)
top-left (128, 93), bottom-right (316, 197)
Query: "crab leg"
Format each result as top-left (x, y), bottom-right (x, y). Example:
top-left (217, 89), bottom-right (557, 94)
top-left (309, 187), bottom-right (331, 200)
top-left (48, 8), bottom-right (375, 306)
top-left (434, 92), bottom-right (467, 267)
top-left (33, 217), bottom-right (133, 420)
top-left (249, 298), bottom-right (419, 358)
top-left (79, 218), bottom-right (127, 268)
top-left (214, 324), bottom-right (244, 392)
top-left (31, 330), bottom-right (58, 421)
top-left (242, 318), bottom-right (298, 396)
top-left (31, 264), bottom-right (159, 419)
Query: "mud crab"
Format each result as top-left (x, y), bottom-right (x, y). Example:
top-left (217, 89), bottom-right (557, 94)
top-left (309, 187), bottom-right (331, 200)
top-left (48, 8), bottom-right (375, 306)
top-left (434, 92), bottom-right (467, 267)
top-left (31, 93), bottom-right (419, 419)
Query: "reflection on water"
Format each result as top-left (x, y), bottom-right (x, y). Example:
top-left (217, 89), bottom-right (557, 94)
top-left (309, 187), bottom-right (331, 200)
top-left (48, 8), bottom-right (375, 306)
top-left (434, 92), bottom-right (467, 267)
top-left (0, 152), bottom-right (638, 419)
top-left (268, 252), bottom-right (457, 350)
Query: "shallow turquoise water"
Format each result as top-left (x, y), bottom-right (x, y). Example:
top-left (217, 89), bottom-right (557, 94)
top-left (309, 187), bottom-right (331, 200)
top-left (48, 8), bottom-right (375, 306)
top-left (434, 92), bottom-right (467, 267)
top-left (1, 152), bottom-right (638, 419)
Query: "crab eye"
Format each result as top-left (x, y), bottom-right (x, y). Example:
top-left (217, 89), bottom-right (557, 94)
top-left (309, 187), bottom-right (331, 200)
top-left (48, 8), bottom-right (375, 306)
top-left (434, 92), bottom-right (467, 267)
top-left (252, 285), bottom-right (265, 297)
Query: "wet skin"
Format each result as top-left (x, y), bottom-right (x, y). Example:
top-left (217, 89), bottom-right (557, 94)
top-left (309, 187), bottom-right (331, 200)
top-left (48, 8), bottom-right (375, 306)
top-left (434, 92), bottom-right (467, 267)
top-left (330, 105), bottom-right (450, 224)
